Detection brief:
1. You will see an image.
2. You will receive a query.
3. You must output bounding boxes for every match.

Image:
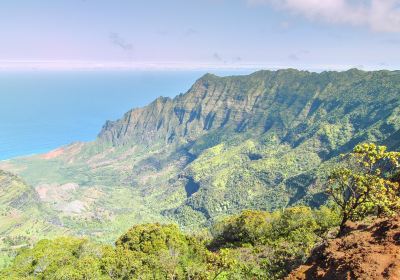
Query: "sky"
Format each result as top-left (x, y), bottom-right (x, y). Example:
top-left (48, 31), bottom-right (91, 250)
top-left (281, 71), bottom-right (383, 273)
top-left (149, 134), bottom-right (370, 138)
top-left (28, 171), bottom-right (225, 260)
top-left (0, 0), bottom-right (400, 71)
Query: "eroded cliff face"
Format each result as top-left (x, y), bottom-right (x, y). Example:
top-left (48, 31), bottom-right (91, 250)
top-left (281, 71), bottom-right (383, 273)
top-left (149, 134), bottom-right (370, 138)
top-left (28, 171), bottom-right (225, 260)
top-left (98, 69), bottom-right (400, 157)
top-left (97, 70), bottom-right (321, 146)
top-left (97, 73), bottom-right (253, 146)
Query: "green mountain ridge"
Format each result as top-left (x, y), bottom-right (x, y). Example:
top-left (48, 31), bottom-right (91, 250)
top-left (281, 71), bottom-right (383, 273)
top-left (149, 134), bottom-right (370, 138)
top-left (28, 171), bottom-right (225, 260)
top-left (1, 68), bottom-right (399, 244)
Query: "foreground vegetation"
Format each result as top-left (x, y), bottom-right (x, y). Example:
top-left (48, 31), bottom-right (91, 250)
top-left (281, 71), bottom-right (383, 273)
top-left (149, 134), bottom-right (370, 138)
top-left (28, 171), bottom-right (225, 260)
top-left (0, 205), bottom-right (340, 280)
top-left (328, 143), bottom-right (400, 234)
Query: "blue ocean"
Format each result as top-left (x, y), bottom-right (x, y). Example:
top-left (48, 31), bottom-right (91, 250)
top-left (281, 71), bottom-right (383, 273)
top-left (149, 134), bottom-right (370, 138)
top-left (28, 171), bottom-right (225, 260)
top-left (0, 70), bottom-right (254, 160)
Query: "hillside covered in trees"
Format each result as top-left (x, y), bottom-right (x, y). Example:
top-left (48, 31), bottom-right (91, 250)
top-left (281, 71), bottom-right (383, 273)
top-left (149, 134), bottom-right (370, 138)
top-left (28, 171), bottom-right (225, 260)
top-left (2, 143), bottom-right (400, 279)
top-left (1, 69), bottom-right (400, 277)
top-left (1, 205), bottom-right (341, 279)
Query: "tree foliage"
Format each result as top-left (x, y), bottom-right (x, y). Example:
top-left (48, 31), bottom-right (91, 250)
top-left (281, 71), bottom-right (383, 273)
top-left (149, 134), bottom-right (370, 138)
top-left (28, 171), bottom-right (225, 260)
top-left (0, 206), bottom-right (340, 280)
top-left (209, 206), bottom-right (339, 279)
top-left (327, 143), bottom-right (400, 234)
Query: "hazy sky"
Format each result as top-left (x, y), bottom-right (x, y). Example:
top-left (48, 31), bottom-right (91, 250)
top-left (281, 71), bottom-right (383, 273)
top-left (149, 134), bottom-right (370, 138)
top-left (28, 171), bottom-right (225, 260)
top-left (1, 0), bottom-right (400, 70)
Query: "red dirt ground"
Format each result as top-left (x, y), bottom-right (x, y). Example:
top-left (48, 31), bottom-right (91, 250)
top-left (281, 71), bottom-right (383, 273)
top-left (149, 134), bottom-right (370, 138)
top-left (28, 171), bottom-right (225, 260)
top-left (40, 147), bottom-right (65, 159)
top-left (287, 216), bottom-right (400, 280)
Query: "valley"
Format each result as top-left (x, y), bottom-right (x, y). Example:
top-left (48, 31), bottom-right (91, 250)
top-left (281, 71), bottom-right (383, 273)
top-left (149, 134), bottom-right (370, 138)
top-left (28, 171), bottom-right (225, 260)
top-left (1, 68), bottom-right (400, 271)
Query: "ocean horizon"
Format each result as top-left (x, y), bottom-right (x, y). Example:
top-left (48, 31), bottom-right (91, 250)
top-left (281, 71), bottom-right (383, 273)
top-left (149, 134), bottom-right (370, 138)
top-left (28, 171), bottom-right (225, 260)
top-left (0, 69), bottom-right (255, 160)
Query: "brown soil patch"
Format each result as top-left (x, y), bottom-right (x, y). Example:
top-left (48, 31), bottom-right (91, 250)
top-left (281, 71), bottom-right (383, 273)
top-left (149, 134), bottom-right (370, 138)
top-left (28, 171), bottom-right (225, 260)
top-left (40, 148), bottom-right (65, 159)
top-left (287, 216), bottom-right (400, 280)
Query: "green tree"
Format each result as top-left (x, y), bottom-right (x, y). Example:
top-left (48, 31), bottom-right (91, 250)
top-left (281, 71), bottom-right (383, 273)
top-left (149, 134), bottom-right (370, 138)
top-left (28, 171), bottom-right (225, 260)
top-left (209, 206), bottom-right (339, 279)
top-left (0, 237), bottom-right (109, 280)
top-left (210, 210), bottom-right (272, 249)
top-left (327, 143), bottom-right (400, 235)
top-left (115, 223), bottom-right (212, 279)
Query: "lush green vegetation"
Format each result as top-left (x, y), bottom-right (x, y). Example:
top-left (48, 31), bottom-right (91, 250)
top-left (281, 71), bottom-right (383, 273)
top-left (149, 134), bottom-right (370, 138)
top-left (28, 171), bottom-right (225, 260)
top-left (327, 143), bottom-right (400, 234)
top-left (0, 170), bottom-right (64, 268)
top-left (0, 205), bottom-right (340, 280)
top-left (1, 69), bottom-right (400, 278)
top-left (3, 143), bottom-right (400, 279)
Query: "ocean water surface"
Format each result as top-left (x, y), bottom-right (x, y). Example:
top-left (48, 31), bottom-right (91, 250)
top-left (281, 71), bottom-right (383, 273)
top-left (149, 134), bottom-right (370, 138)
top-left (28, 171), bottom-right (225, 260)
top-left (0, 70), bottom-right (254, 160)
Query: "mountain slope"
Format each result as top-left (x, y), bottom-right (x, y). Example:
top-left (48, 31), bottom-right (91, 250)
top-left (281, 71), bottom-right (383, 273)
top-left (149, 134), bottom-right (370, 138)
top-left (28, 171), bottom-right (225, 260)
top-left (0, 170), bottom-right (64, 268)
top-left (98, 69), bottom-right (400, 152)
top-left (1, 69), bottom-right (399, 235)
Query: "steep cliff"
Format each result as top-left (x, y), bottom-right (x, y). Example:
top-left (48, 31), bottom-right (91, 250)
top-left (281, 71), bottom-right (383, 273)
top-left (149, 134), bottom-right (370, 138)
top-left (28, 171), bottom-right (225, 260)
top-left (98, 69), bottom-right (400, 154)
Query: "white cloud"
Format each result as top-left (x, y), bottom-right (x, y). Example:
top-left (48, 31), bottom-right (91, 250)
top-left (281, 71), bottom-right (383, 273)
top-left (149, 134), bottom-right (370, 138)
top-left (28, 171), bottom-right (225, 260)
top-left (248, 0), bottom-right (400, 32)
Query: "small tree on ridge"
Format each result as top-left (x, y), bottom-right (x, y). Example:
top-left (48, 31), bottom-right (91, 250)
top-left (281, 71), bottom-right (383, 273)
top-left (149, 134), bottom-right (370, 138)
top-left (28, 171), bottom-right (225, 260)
top-left (327, 143), bottom-right (400, 235)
